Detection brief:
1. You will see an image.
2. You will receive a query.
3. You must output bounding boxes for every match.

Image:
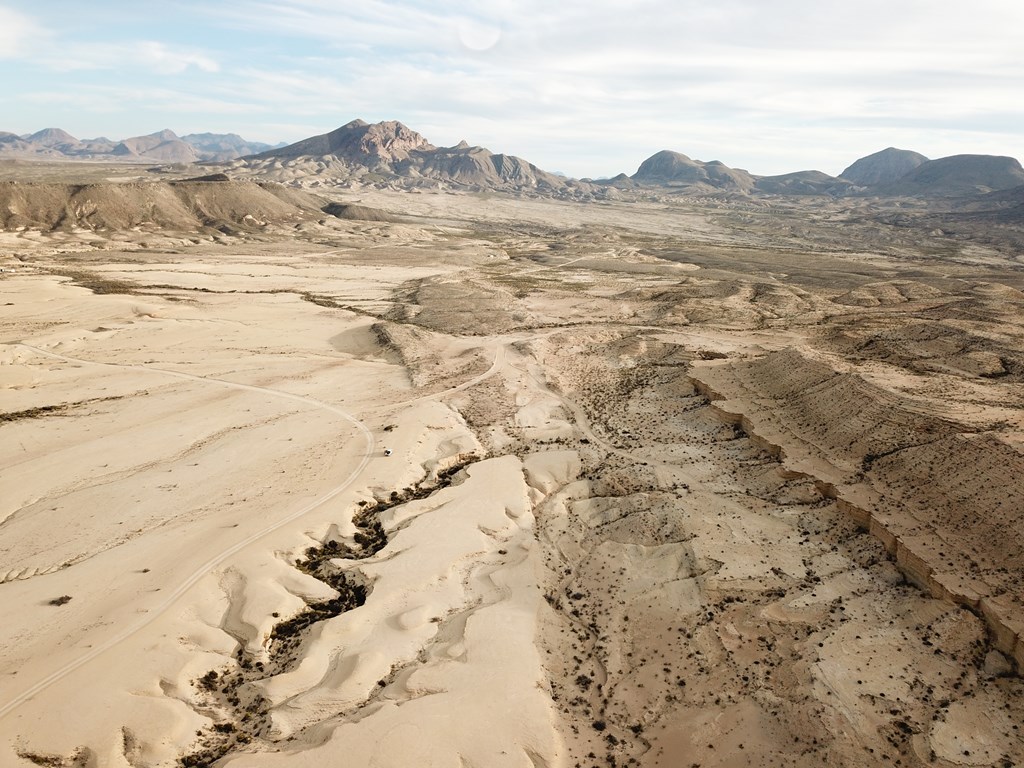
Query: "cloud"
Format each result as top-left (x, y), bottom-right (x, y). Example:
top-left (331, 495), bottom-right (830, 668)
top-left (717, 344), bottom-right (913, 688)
top-left (4, 0), bottom-right (1023, 176)
top-left (22, 84), bottom-right (260, 117)
top-left (209, 0), bottom-right (458, 51)
top-left (209, 0), bottom-right (1024, 108)
top-left (136, 42), bottom-right (220, 74)
top-left (39, 41), bottom-right (219, 74)
top-left (0, 5), bottom-right (47, 58)
top-left (185, 2), bottom-right (1020, 171)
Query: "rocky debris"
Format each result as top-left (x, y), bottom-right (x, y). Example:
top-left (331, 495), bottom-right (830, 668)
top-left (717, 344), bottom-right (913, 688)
top-left (985, 650), bottom-right (1014, 678)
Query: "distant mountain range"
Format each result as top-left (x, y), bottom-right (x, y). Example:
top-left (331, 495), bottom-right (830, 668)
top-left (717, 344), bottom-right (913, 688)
top-left (0, 128), bottom-right (285, 163)
top-left (233, 120), bottom-right (1024, 201)
top-left (3, 120), bottom-right (1023, 203)
top-left (624, 145), bottom-right (1024, 199)
top-left (232, 119), bottom-right (568, 194)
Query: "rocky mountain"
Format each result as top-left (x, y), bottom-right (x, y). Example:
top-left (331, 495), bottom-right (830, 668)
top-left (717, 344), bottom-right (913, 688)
top-left (0, 133), bottom-right (35, 154)
top-left (631, 150), bottom-right (755, 192)
top-left (0, 120), bottom-right (575, 194)
top-left (3, 119), bottom-right (1023, 202)
top-left (181, 133), bottom-right (283, 161)
top-left (236, 120), bottom-right (571, 193)
top-left (629, 151), bottom-right (853, 196)
top-left (26, 127), bottom-right (81, 148)
top-left (411, 141), bottom-right (564, 189)
top-left (840, 147), bottom-right (929, 185)
top-left (113, 129), bottom-right (199, 164)
top-left (0, 128), bottom-right (282, 163)
top-left (257, 119), bottom-right (434, 163)
top-left (881, 154), bottom-right (1024, 197)
top-left (627, 146), bottom-right (1024, 200)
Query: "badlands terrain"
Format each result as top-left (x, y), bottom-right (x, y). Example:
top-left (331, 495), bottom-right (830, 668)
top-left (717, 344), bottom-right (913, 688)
top-left (0, 151), bottom-right (1022, 768)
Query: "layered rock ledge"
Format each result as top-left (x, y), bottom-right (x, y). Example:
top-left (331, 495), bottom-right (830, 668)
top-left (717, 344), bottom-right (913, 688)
top-left (690, 348), bottom-right (1024, 671)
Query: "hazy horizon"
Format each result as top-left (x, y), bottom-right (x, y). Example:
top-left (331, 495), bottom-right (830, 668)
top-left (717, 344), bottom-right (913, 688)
top-left (1, 1), bottom-right (1022, 178)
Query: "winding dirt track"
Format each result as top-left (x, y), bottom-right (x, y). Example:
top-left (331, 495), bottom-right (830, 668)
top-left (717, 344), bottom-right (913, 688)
top-left (0, 343), bottom-right (376, 720)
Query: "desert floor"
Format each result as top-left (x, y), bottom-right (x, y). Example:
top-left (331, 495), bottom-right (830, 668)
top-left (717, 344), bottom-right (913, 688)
top-left (1, 186), bottom-right (1022, 768)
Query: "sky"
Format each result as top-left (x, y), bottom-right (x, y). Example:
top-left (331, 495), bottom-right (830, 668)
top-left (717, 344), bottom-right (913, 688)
top-left (1, 0), bottom-right (1022, 178)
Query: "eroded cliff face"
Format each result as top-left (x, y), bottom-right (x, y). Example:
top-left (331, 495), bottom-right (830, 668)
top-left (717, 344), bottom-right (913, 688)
top-left (689, 348), bottom-right (1024, 671)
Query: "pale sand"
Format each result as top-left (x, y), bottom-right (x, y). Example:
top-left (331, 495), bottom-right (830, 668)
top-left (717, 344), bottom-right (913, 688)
top-left (0, 249), bottom-right (566, 765)
top-left (0, 189), bottom-right (1022, 767)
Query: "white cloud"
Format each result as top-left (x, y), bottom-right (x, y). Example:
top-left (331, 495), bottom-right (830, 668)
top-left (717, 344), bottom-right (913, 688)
top-left (6, 0), bottom-right (1023, 176)
top-left (39, 41), bottom-right (219, 74)
top-left (136, 42), bottom-right (220, 74)
top-left (0, 5), bottom-right (46, 58)
top-left (22, 84), bottom-right (259, 117)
